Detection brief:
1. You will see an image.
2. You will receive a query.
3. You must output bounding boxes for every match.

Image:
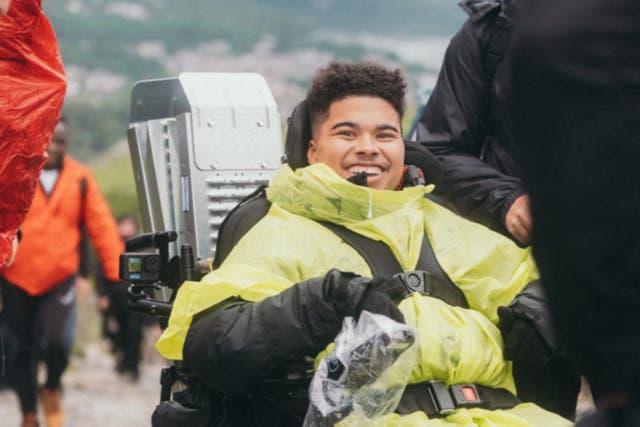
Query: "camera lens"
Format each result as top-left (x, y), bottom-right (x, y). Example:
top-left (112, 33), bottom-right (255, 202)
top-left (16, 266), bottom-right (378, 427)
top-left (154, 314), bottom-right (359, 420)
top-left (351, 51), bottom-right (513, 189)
top-left (144, 255), bottom-right (160, 272)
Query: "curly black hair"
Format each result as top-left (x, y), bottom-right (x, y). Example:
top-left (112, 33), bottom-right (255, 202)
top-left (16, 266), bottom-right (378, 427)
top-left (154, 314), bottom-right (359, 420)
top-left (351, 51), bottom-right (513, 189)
top-left (306, 61), bottom-right (407, 133)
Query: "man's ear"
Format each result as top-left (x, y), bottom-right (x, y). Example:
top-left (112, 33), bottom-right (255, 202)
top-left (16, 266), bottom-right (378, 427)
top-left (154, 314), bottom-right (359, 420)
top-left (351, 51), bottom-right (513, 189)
top-left (307, 139), bottom-right (318, 164)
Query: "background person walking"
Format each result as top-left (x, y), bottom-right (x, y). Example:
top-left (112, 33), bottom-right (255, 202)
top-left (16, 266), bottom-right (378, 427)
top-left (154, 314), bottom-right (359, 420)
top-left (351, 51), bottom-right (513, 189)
top-left (0, 117), bottom-right (123, 427)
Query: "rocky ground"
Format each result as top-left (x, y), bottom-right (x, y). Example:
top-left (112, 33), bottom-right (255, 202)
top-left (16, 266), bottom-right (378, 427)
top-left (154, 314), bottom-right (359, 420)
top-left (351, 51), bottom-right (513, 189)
top-left (0, 290), bottom-right (166, 427)
top-left (0, 339), bottom-right (165, 427)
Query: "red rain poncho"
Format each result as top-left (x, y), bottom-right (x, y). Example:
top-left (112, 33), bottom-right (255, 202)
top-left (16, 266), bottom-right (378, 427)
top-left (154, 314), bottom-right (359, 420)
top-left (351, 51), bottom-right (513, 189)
top-left (0, 0), bottom-right (66, 268)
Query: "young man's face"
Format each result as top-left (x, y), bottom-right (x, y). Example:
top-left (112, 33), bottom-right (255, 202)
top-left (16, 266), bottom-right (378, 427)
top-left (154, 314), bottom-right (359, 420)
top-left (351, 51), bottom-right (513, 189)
top-left (44, 121), bottom-right (68, 170)
top-left (306, 96), bottom-right (405, 191)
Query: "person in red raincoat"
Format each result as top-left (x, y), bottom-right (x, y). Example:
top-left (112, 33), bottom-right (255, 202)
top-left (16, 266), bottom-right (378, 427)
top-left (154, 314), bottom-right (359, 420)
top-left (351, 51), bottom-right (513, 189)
top-left (0, 0), bottom-right (66, 269)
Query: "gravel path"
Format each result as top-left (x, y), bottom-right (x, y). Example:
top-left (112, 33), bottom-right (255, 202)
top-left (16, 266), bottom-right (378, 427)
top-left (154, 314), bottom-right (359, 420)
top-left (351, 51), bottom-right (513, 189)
top-left (0, 341), bottom-right (165, 427)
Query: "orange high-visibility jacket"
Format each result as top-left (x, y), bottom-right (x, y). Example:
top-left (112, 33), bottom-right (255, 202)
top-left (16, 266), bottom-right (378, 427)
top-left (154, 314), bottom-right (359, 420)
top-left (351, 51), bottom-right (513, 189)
top-left (1, 155), bottom-right (124, 296)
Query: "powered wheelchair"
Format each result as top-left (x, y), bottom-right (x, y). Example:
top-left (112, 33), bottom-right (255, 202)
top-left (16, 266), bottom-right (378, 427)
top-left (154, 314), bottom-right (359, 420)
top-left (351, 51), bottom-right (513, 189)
top-left (121, 73), bottom-right (578, 426)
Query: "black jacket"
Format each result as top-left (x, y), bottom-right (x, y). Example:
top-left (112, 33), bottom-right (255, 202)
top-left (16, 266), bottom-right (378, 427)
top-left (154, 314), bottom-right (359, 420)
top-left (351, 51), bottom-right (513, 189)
top-left (417, 1), bottom-right (523, 238)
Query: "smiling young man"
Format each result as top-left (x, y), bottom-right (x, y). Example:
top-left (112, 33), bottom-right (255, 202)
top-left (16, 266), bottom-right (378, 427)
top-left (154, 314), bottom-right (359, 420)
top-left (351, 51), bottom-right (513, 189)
top-left (157, 61), bottom-right (574, 426)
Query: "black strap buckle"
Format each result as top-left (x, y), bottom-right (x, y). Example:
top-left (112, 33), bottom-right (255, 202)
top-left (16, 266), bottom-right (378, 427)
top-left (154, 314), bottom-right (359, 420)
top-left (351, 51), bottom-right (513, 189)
top-left (394, 271), bottom-right (434, 297)
top-left (426, 381), bottom-right (483, 415)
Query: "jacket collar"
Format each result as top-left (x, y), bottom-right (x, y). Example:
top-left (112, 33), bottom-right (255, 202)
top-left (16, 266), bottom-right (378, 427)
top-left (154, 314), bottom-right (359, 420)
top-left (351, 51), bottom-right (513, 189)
top-left (266, 163), bottom-right (430, 226)
top-left (459, 0), bottom-right (513, 23)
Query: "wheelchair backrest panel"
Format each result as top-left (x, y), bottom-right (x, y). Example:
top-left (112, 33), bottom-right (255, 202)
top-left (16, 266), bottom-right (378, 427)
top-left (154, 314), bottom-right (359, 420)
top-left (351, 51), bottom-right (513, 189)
top-left (127, 73), bottom-right (283, 263)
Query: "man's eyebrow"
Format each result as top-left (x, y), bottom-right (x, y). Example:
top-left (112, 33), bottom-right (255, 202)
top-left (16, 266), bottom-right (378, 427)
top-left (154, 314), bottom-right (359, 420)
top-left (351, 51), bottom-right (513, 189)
top-left (330, 122), bottom-right (400, 133)
top-left (376, 124), bottom-right (400, 133)
top-left (330, 121), bottom-right (358, 130)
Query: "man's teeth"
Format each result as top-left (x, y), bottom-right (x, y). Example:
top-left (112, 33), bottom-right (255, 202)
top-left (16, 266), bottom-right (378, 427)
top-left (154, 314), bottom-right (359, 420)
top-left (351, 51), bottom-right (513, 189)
top-left (348, 166), bottom-right (382, 175)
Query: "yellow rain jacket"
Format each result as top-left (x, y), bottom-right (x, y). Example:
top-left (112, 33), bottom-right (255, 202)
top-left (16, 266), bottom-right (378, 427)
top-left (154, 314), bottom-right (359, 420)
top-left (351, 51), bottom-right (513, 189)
top-left (157, 163), bottom-right (570, 427)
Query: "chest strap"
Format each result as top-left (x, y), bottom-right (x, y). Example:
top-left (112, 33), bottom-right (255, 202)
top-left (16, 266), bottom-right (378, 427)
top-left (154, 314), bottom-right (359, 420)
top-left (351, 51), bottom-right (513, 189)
top-left (396, 381), bottom-right (520, 417)
top-left (319, 222), bottom-right (469, 308)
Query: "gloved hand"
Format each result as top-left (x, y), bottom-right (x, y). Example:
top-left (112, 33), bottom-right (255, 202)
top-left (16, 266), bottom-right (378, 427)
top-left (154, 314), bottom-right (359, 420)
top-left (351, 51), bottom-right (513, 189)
top-left (354, 277), bottom-right (406, 324)
top-left (497, 280), bottom-right (562, 364)
top-left (184, 269), bottom-right (405, 394)
top-left (499, 281), bottom-right (582, 418)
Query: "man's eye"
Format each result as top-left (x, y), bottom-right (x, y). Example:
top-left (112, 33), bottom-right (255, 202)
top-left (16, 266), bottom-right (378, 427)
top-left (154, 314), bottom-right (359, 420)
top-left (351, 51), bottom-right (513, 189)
top-left (378, 133), bottom-right (396, 140)
top-left (338, 131), bottom-right (355, 137)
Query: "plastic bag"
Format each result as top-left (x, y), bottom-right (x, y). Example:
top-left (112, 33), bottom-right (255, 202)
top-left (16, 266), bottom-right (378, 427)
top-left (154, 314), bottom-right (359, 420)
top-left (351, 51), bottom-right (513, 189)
top-left (304, 311), bottom-right (417, 427)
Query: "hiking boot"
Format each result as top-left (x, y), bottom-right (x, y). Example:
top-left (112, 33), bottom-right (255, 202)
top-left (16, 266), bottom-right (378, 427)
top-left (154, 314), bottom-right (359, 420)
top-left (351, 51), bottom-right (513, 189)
top-left (39, 387), bottom-right (63, 427)
top-left (20, 413), bottom-right (39, 427)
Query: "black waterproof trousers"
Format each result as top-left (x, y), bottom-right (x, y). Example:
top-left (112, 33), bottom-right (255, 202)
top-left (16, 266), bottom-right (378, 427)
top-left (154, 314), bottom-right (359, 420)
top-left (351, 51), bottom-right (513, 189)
top-left (1, 276), bottom-right (76, 414)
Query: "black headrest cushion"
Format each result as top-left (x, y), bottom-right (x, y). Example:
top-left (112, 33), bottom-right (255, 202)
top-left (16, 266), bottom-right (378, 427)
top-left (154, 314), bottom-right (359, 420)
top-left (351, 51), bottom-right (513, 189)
top-left (284, 100), bottom-right (312, 170)
top-left (404, 140), bottom-right (443, 187)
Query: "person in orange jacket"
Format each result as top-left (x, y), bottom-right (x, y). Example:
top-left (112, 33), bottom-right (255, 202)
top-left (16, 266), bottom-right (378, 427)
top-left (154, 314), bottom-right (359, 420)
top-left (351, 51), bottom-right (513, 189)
top-left (0, 117), bottom-right (124, 427)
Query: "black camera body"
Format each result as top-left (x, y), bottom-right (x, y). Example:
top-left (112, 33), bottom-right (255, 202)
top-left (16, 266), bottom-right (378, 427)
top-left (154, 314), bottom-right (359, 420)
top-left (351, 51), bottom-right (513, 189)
top-left (118, 230), bottom-right (213, 426)
top-left (119, 252), bottom-right (161, 283)
top-left (118, 231), bottom-right (183, 320)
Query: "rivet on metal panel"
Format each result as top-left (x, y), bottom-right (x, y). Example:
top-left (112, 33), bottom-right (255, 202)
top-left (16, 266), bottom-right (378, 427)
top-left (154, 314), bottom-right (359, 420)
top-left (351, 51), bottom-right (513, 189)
top-left (260, 162), bottom-right (268, 169)
top-left (256, 119), bottom-right (265, 127)
top-left (210, 162), bottom-right (218, 170)
top-left (206, 120), bottom-right (215, 128)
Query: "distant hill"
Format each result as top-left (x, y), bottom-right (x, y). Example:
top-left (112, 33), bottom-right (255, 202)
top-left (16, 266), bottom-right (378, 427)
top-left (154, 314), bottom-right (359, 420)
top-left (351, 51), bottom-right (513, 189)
top-left (44, 0), bottom-right (462, 80)
top-left (42, 0), bottom-right (464, 161)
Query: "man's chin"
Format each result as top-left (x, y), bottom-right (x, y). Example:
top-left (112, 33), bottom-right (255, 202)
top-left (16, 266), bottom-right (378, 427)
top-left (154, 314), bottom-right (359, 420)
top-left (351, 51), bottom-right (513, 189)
top-left (42, 162), bottom-right (60, 170)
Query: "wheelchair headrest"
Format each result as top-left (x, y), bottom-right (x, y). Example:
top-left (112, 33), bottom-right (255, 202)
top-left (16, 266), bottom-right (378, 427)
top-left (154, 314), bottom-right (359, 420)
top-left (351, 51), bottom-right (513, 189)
top-left (283, 100), bottom-right (443, 187)
top-left (404, 140), bottom-right (443, 187)
top-left (284, 100), bottom-right (312, 170)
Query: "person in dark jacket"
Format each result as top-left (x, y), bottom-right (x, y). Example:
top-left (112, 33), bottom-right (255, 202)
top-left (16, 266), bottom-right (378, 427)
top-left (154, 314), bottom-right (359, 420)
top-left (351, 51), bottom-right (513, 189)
top-left (416, 0), bottom-right (532, 245)
top-left (95, 214), bottom-right (144, 382)
top-left (505, 0), bottom-right (640, 425)
top-left (415, 1), bottom-right (584, 415)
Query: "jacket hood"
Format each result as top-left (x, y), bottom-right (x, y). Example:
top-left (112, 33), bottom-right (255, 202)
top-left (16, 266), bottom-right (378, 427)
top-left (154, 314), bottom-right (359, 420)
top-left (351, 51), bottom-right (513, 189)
top-left (267, 163), bottom-right (431, 226)
top-left (459, 0), bottom-right (513, 22)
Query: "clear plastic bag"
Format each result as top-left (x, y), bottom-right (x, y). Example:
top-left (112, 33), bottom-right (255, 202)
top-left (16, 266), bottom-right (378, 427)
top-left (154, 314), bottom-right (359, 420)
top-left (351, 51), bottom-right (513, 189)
top-left (303, 311), bottom-right (417, 427)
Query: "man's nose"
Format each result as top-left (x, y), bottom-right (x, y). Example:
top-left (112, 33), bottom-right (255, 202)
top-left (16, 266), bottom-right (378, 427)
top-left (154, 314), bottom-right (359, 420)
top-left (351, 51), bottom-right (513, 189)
top-left (355, 134), bottom-right (379, 155)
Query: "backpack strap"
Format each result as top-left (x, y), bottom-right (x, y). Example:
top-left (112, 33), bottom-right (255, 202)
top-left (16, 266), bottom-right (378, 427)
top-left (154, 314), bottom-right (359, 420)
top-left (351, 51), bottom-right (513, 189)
top-left (320, 222), bottom-right (469, 309)
top-left (212, 185), bottom-right (271, 269)
top-left (79, 176), bottom-right (88, 223)
top-left (214, 189), bottom-right (468, 308)
top-left (319, 221), bottom-right (403, 279)
top-left (413, 232), bottom-right (469, 308)
top-left (78, 176), bottom-right (90, 278)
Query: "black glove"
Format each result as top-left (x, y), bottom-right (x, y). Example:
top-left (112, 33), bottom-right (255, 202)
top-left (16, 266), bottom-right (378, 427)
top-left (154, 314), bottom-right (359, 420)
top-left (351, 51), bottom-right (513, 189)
top-left (497, 280), bottom-right (562, 364)
top-left (353, 276), bottom-right (406, 324)
top-left (184, 269), bottom-right (404, 394)
top-left (499, 281), bottom-right (582, 418)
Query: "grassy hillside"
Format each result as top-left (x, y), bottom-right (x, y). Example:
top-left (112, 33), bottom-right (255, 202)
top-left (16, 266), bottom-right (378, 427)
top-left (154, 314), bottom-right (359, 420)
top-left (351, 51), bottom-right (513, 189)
top-left (91, 149), bottom-right (139, 220)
